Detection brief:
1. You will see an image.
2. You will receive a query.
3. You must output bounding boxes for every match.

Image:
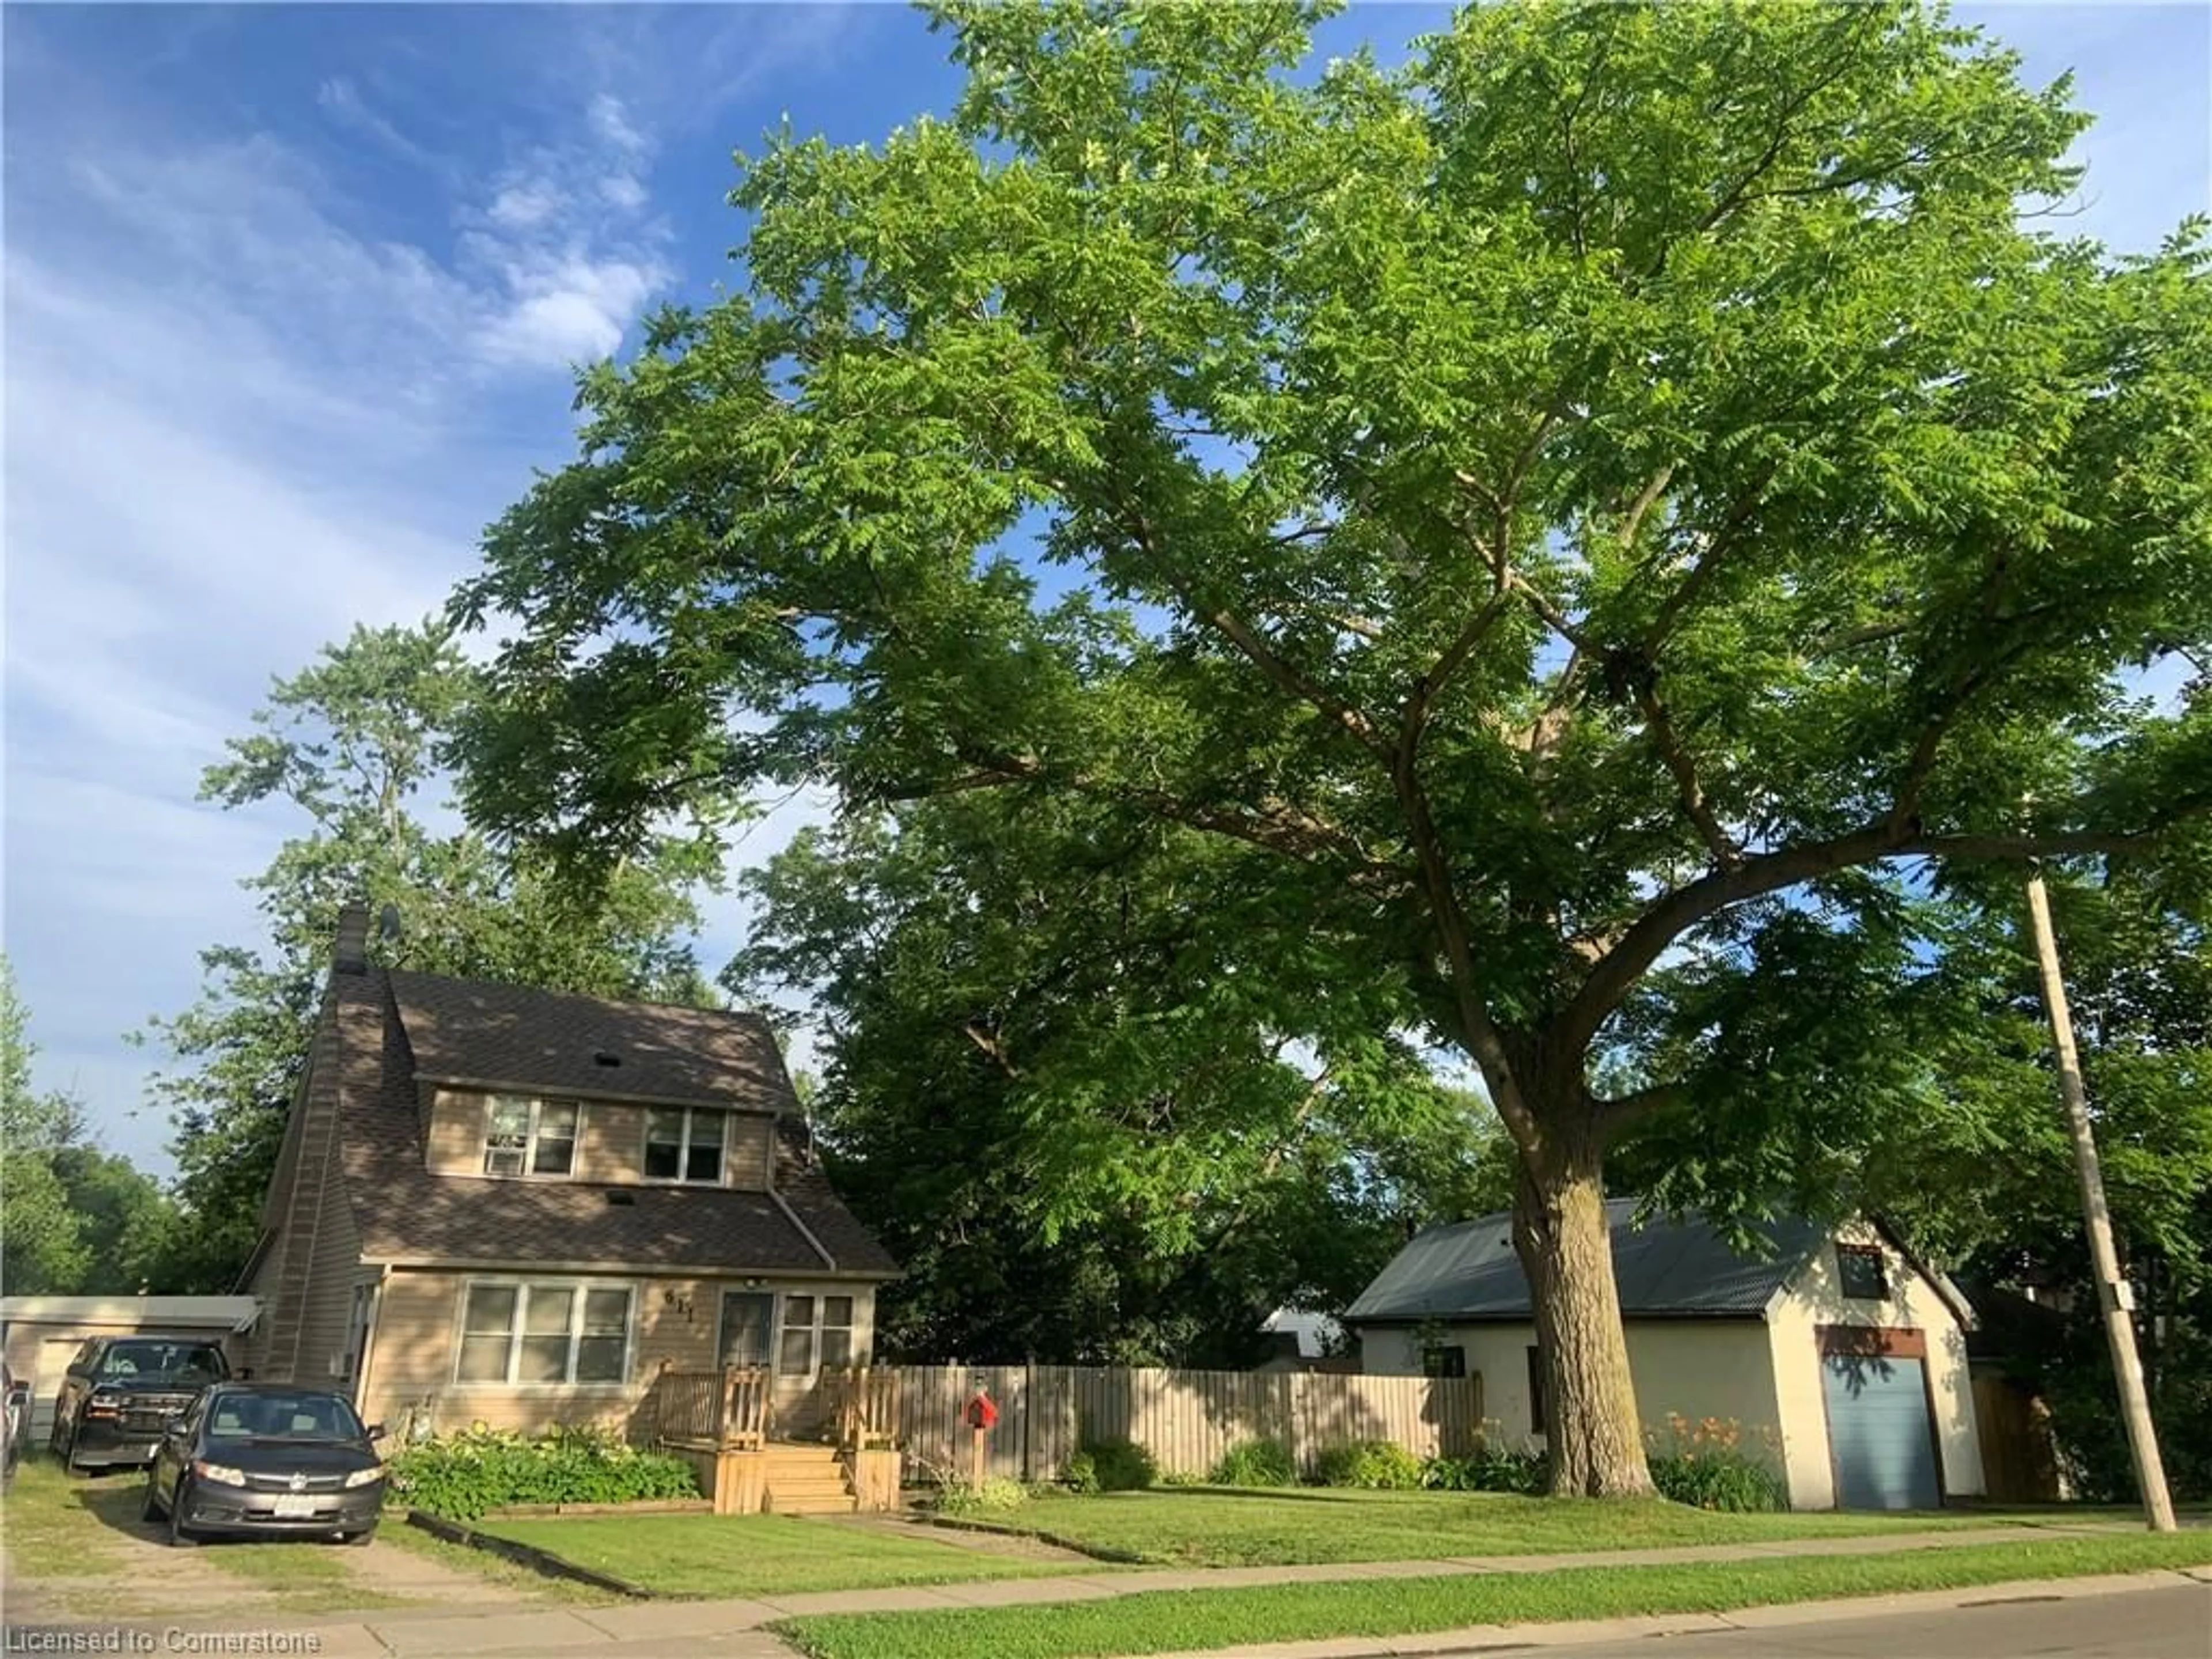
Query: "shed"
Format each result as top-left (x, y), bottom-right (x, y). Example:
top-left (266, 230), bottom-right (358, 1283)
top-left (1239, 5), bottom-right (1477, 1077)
top-left (1, 1296), bottom-right (262, 1440)
top-left (1344, 1203), bottom-right (1983, 1511)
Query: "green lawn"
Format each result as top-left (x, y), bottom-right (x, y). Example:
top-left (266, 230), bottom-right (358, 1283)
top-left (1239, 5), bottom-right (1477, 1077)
top-left (380, 1520), bottom-right (617, 1604)
top-left (978, 1486), bottom-right (2036, 1567)
top-left (478, 1513), bottom-right (1098, 1599)
top-left (775, 1532), bottom-right (2212, 1659)
top-left (0, 1461), bottom-right (134, 1588)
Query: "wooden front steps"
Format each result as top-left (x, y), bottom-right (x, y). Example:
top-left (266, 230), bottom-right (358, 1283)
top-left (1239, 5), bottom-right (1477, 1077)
top-left (763, 1440), bottom-right (857, 1515)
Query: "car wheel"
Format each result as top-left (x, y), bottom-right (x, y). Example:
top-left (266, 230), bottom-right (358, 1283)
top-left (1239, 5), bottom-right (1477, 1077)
top-left (342, 1524), bottom-right (377, 1547)
top-left (166, 1479), bottom-right (198, 1548)
top-left (59, 1431), bottom-right (83, 1477)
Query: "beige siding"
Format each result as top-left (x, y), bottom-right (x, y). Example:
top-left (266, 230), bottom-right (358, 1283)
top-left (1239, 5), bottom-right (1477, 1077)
top-left (725, 1115), bottom-right (775, 1190)
top-left (293, 1179), bottom-right (368, 1389)
top-left (579, 1103), bottom-right (645, 1182)
top-left (425, 1090), bottom-right (777, 1190)
top-left (1765, 1228), bottom-right (1983, 1508)
top-left (1361, 1319), bottom-right (1785, 1480)
top-left (359, 1269), bottom-right (878, 1441)
top-left (424, 1088), bottom-right (485, 1176)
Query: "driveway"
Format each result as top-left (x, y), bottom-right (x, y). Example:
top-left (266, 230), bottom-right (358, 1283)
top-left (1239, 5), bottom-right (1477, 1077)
top-left (1, 1460), bottom-right (542, 1625)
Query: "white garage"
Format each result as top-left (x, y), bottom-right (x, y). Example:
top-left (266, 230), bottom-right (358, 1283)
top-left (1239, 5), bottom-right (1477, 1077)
top-left (1, 1296), bottom-right (261, 1442)
top-left (1346, 1202), bottom-right (1983, 1510)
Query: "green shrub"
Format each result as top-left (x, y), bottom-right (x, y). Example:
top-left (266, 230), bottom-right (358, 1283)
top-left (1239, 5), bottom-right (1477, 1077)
top-left (936, 1476), bottom-right (1029, 1516)
top-left (1422, 1445), bottom-right (1549, 1495)
top-left (1643, 1414), bottom-right (1787, 1513)
top-left (1313, 1439), bottom-right (1423, 1490)
top-left (1075, 1435), bottom-right (1157, 1491)
top-left (1210, 1439), bottom-right (1297, 1488)
top-left (383, 1423), bottom-right (700, 1521)
top-left (1647, 1449), bottom-right (1786, 1512)
top-left (1062, 1448), bottom-right (1100, 1493)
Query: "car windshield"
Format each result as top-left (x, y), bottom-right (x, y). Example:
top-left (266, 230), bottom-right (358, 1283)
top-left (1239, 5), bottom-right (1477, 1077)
top-left (97, 1341), bottom-right (226, 1382)
top-left (204, 1392), bottom-right (365, 1443)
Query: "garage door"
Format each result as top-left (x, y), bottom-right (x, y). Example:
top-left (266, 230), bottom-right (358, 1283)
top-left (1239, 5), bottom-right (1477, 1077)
top-left (1823, 1350), bottom-right (1941, 1510)
top-left (30, 1335), bottom-right (88, 1442)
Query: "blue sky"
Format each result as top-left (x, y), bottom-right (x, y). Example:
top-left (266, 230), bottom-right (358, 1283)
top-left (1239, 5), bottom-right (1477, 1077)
top-left (4, 3), bottom-right (2207, 1177)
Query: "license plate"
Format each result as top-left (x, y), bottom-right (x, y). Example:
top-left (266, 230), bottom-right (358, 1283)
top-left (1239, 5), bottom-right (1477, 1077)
top-left (272, 1495), bottom-right (319, 1518)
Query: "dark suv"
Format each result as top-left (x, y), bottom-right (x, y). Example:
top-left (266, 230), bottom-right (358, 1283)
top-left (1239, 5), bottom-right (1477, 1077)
top-left (50, 1336), bottom-right (229, 1473)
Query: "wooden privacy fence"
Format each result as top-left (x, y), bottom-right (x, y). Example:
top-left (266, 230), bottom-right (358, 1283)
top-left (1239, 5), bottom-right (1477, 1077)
top-left (884, 1363), bottom-right (1483, 1483)
top-left (1971, 1374), bottom-right (2063, 1503)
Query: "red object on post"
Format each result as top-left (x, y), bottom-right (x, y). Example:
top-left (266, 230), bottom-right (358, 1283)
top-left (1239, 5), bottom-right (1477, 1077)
top-left (964, 1390), bottom-right (999, 1431)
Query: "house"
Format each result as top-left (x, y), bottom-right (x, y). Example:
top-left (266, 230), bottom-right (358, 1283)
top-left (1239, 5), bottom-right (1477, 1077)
top-left (1344, 1202), bottom-right (1984, 1510)
top-left (238, 906), bottom-right (899, 1449)
top-left (1, 1296), bottom-right (261, 1442)
top-left (1255, 1309), bottom-right (1354, 1373)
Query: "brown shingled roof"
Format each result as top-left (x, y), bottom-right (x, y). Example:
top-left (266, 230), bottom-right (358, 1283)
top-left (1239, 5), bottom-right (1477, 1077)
top-left (329, 968), bottom-right (897, 1277)
top-left (385, 969), bottom-right (792, 1109)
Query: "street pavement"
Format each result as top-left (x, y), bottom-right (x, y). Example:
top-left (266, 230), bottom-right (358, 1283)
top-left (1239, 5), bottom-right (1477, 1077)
top-left (1429, 1581), bottom-right (2212, 1658)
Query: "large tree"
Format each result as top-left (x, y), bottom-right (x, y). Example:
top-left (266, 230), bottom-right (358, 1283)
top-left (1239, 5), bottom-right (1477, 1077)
top-left (454, 1), bottom-right (2212, 1493)
top-left (145, 622), bottom-right (715, 1291)
top-left (732, 795), bottom-right (1501, 1365)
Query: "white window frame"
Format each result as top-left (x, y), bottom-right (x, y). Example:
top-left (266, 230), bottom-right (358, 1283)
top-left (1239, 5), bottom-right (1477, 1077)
top-left (452, 1279), bottom-right (635, 1389)
top-left (480, 1095), bottom-right (581, 1180)
top-left (775, 1291), bottom-right (857, 1378)
top-left (641, 1107), bottom-right (728, 1186)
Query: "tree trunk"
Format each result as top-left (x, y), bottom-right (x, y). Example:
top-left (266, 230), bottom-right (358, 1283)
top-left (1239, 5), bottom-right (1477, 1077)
top-left (1513, 1123), bottom-right (1654, 1498)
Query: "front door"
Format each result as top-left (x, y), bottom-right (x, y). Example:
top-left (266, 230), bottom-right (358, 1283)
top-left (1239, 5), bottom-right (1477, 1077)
top-left (717, 1293), bottom-right (774, 1369)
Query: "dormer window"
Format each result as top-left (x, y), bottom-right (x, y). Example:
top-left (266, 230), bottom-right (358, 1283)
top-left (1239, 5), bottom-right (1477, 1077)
top-left (483, 1096), bottom-right (578, 1178)
top-left (645, 1108), bottom-right (725, 1184)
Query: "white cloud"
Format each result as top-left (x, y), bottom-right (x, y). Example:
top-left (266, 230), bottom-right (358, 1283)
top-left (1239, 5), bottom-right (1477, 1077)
top-left (589, 93), bottom-right (650, 158)
top-left (599, 173), bottom-right (650, 213)
top-left (315, 75), bottom-right (452, 179)
top-left (4, 65), bottom-right (681, 1168)
top-left (478, 258), bottom-right (665, 366)
top-left (490, 181), bottom-right (562, 229)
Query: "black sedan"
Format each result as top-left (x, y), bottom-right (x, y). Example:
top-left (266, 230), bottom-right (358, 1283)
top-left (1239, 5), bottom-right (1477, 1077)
top-left (142, 1383), bottom-right (387, 1546)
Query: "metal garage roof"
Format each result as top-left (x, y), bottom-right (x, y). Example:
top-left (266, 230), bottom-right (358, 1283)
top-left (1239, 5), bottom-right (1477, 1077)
top-left (1344, 1200), bottom-right (1823, 1323)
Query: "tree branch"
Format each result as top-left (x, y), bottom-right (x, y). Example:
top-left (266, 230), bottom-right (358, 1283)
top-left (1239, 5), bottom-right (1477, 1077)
top-left (962, 1021), bottom-right (1021, 1080)
top-left (1644, 461), bottom-right (1781, 649)
top-left (1619, 463), bottom-right (1677, 552)
top-left (1126, 506), bottom-right (1388, 756)
top-left (891, 743), bottom-right (1407, 891)
top-left (1631, 676), bottom-right (1741, 867)
top-left (1596, 1080), bottom-right (1687, 1135)
top-left (1559, 817), bottom-right (2188, 1055)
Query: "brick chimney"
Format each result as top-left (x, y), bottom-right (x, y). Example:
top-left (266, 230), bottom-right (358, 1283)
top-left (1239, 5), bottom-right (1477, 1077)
top-left (334, 903), bottom-right (370, 975)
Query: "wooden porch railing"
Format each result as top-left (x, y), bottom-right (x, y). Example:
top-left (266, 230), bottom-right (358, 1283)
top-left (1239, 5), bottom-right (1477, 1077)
top-left (823, 1364), bottom-right (903, 1452)
top-left (654, 1361), bottom-right (774, 1449)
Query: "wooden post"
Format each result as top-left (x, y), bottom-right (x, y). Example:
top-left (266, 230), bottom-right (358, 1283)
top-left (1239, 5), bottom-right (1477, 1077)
top-left (969, 1426), bottom-right (987, 1488)
top-left (2024, 870), bottom-right (2176, 1532)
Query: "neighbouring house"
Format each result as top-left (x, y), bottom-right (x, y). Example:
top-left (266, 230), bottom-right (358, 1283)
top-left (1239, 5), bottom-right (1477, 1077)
top-left (1345, 1202), bottom-right (1985, 1510)
top-left (1255, 1309), bottom-right (1354, 1373)
top-left (0, 1296), bottom-right (262, 1442)
top-left (238, 906), bottom-right (899, 1451)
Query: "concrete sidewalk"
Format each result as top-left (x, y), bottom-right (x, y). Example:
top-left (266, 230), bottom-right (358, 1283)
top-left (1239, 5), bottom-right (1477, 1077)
top-left (9, 1521), bottom-right (2176, 1659)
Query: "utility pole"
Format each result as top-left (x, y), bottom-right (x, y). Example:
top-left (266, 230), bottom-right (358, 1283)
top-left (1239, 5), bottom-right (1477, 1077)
top-left (2023, 869), bottom-right (2176, 1532)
